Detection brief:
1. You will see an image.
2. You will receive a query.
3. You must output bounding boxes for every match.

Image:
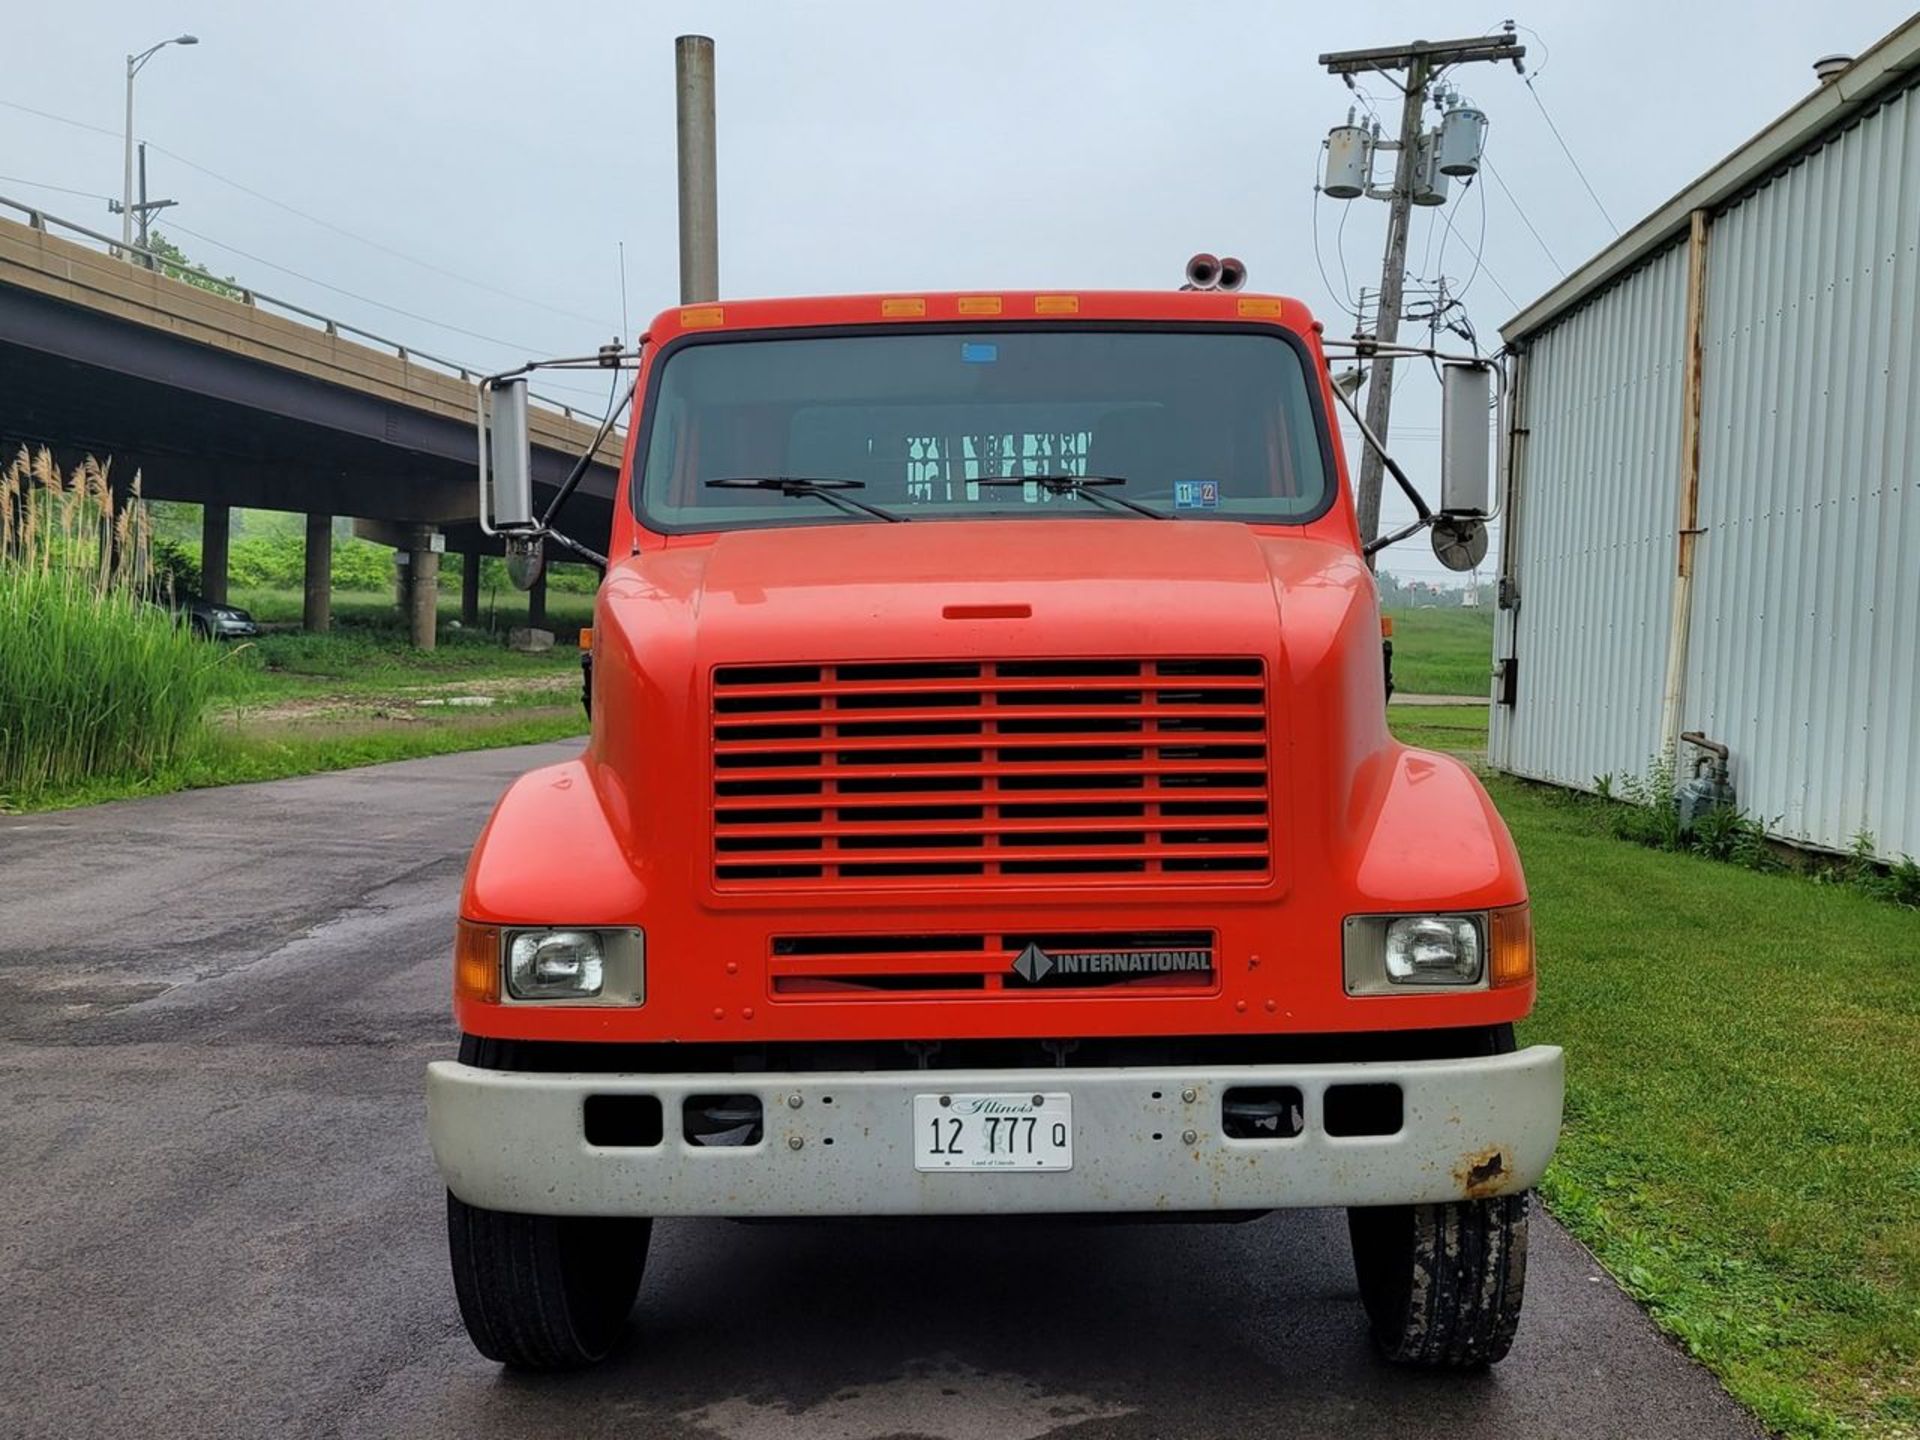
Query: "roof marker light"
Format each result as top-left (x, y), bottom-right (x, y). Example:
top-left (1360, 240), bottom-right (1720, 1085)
top-left (881, 297), bottom-right (926, 318)
top-left (957, 296), bottom-right (1003, 315)
top-left (1239, 297), bottom-right (1284, 318)
top-left (680, 306), bottom-right (725, 327)
top-left (1034, 295), bottom-right (1080, 315)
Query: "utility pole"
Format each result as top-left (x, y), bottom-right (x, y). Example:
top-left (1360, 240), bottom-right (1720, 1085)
top-left (1318, 31), bottom-right (1523, 554)
top-left (134, 145), bottom-right (177, 264)
top-left (675, 35), bottom-right (719, 304)
top-left (109, 144), bottom-right (179, 269)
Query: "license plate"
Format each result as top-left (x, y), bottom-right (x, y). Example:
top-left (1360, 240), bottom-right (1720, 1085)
top-left (913, 1092), bottom-right (1073, 1172)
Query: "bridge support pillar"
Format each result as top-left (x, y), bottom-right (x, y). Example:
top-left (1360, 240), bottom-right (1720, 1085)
top-left (527, 570), bottom-right (548, 633)
top-left (201, 505), bottom-right (231, 606)
top-left (461, 551), bottom-right (482, 628)
top-left (406, 525), bottom-right (439, 650)
top-left (303, 514), bottom-right (332, 634)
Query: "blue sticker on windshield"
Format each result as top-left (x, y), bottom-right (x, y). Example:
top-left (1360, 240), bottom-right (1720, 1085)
top-left (1174, 479), bottom-right (1220, 509)
top-left (960, 342), bottom-right (998, 364)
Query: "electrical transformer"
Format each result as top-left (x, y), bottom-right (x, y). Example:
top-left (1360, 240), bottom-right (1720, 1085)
top-left (1436, 106), bottom-right (1488, 177)
top-left (1412, 132), bottom-right (1450, 206)
top-left (1323, 124), bottom-right (1373, 199)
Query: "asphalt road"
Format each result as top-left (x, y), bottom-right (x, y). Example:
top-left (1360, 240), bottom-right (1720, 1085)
top-left (0, 745), bottom-right (1763, 1440)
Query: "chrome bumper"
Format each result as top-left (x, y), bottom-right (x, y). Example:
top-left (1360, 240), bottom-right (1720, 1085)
top-left (427, 1047), bottom-right (1563, 1218)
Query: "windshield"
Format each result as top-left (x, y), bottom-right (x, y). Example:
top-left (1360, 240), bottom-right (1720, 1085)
top-left (633, 327), bottom-right (1333, 530)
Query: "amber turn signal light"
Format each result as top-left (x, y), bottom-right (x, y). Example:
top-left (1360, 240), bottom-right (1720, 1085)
top-left (455, 920), bottom-right (501, 1004)
top-left (1489, 904), bottom-right (1534, 988)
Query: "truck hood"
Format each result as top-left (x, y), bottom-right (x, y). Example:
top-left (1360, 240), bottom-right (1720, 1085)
top-left (596, 520), bottom-right (1382, 903)
top-left (624, 518), bottom-right (1340, 665)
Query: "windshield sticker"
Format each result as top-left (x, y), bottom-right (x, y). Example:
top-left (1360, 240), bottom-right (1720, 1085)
top-left (1174, 479), bottom-right (1220, 509)
top-left (960, 342), bottom-right (999, 364)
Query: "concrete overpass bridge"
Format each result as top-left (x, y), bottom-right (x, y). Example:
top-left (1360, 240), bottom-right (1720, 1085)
top-left (0, 200), bottom-right (622, 643)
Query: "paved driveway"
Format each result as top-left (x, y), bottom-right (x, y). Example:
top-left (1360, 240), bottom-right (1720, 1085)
top-left (0, 745), bottom-right (1761, 1440)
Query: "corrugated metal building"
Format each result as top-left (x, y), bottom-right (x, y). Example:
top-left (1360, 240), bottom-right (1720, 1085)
top-left (1490, 16), bottom-right (1920, 860)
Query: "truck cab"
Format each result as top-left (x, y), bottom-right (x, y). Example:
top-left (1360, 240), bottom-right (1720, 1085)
top-left (428, 288), bottom-right (1563, 1371)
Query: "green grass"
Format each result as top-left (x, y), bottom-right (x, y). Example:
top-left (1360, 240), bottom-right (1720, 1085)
top-left (1385, 703), bottom-right (1488, 754)
top-left (228, 584), bottom-right (596, 636)
top-left (0, 452), bottom-right (230, 806)
top-left (3, 583), bottom-right (592, 813)
top-left (220, 591), bottom-right (586, 711)
top-left (0, 564), bottom-right (227, 801)
top-left (1498, 775), bottom-right (1920, 1439)
top-left (1384, 605), bottom-right (1494, 696)
top-left (17, 707), bottom-right (588, 810)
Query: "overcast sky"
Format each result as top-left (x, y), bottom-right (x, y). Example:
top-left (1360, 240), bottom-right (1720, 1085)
top-left (7, 0), bottom-right (1914, 580)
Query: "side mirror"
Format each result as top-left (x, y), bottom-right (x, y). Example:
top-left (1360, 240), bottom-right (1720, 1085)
top-left (1439, 361), bottom-right (1492, 516)
top-left (483, 377), bottom-right (535, 530)
top-left (504, 533), bottom-right (546, 591)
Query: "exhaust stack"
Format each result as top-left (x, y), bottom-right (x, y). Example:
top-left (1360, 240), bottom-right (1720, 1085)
top-left (1182, 252), bottom-right (1221, 290)
top-left (1180, 251), bottom-right (1247, 292)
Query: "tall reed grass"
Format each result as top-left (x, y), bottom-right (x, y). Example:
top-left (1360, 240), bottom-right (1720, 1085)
top-left (0, 447), bottom-right (228, 802)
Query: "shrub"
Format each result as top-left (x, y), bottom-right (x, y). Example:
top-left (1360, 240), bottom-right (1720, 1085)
top-left (1816, 831), bottom-right (1920, 909)
top-left (1605, 750), bottom-right (1685, 852)
top-left (151, 536), bottom-right (201, 595)
top-left (1587, 751), bottom-right (1920, 904)
top-left (331, 537), bottom-right (393, 591)
top-left (175, 530), bottom-right (398, 594)
top-left (0, 448), bottom-right (228, 803)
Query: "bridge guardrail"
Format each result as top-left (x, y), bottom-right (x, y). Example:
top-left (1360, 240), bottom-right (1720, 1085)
top-left (0, 195), bottom-right (601, 425)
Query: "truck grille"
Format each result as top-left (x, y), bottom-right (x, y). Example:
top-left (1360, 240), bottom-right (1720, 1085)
top-left (711, 658), bottom-right (1271, 888)
top-left (769, 930), bottom-right (1219, 997)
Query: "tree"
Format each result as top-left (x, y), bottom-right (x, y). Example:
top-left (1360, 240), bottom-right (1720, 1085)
top-left (144, 230), bottom-right (245, 302)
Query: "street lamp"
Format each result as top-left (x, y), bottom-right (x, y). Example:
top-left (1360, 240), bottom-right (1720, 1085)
top-left (122, 33), bottom-right (199, 257)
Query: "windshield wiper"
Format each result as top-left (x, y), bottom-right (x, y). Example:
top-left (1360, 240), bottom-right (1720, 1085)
top-left (705, 476), bottom-right (907, 523)
top-left (974, 473), bottom-right (1169, 519)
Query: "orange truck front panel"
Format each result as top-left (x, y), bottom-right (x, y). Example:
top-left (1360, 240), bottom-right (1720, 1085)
top-left (429, 289), bottom-right (1562, 1238)
top-left (456, 292), bottom-right (1531, 1045)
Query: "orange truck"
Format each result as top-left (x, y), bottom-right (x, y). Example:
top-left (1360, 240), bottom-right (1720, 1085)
top-left (428, 281), bottom-right (1564, 1371)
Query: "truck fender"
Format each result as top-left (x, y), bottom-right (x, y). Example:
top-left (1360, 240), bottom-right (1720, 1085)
top-left (462, 759), bottom-right (648, 924)
top-left (1345, 746), bottom-right (1526, 911)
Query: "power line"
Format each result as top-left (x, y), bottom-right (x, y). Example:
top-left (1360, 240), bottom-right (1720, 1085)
top-left (162, 220), bottom-right (551, 357)
top-left (1310, 190), bottom-right (1350, 320)
top-left (1430, 175), bottom-right (1520, 315)
top-left (1457, 175), bottom-right (1489, 302)
top-left (1523, 76), bottom-right (1618, 235)
top-left (1335, 189), bottom-right (1357, 318)
top-left (0, 174), bottom-right (113, 202)
top-left (0, 94), bottom-right (610, 330)
top-left (145, 143), bottom-right (611, 328)
top-left (1481, 154), bottom-right (1564, 274)
top-left (0, 96), bottom-right (120, 139)
top-left (1310, 153), bottom-right (1363, 323)
top-left (1416, 204), bottom-right (1440, 280)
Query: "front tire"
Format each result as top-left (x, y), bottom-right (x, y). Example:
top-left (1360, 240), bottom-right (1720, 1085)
top-left (1347, 1193), bottom-right (1530, 1368)
top-left (447, 1191), bottom-right (651, 1370)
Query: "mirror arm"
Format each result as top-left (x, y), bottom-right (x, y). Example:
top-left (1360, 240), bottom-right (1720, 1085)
top-left (545, 526), bottom-right (608, 571)
top-left (1328, 373), bottom-right (1433, 523)
top-left (539, 373), bottom-right (640, 532)
top-left (475, 378), bottom-right (515, 537)
top-left (1363, 515), bottom-right (1433, 559)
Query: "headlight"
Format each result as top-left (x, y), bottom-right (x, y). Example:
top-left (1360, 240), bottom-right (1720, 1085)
top-left (484, 926), bottom-right (645, 1004)
top-left (1384, 916), bottom-right (1482, 983)
top-left (1343, 912), bottom-right (1499, 994)
top-left (508, 930), bottom-right (605, 998)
